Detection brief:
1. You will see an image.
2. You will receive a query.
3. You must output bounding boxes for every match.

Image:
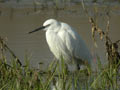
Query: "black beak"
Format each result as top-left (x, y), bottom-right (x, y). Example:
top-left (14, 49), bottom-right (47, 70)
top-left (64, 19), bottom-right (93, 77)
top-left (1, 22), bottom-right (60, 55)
top-left (28, 26), bottom-right (45, 34)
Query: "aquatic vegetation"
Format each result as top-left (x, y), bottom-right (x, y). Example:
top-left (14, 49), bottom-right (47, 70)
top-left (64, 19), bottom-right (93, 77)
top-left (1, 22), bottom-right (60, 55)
top-left (0, 1), bottom-right (120, 89)
top-left (0, 17), bottom-right (120, 89)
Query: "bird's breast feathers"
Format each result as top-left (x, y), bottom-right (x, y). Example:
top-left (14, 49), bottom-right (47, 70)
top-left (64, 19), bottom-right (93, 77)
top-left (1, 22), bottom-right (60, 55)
top-left (46, 30), bottom-right (71, 61)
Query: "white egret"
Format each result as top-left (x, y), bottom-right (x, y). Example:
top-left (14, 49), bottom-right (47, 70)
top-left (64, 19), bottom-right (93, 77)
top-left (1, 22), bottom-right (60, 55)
top-left (29, 19), bottom-right (92, 71)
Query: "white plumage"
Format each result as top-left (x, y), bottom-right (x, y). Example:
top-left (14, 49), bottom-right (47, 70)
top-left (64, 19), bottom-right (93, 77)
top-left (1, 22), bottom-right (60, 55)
top-left (29, 19), bottom-right (92, 90)
top-left (44, 19), bottom-right (92, 70)
top-left (29, 19), bottom-right (92, 71)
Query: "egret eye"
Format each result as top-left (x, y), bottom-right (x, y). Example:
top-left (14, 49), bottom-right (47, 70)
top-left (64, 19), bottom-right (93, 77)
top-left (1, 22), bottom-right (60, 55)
top-left (45, 24), bottom-right (51, 27)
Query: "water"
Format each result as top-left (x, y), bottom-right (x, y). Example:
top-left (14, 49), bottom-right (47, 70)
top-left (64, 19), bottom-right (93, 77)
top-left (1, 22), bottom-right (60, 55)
top-left (0, 3), bottom-right (120, 70)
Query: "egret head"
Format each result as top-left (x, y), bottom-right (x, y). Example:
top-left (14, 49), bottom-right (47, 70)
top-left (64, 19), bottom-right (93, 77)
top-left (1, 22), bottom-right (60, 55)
top-left (28, 19), bottom-right (60, 34)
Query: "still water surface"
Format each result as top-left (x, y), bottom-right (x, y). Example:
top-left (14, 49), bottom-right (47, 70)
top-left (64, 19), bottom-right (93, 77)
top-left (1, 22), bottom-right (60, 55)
top-left (0, 3), bottom-right (120, 70)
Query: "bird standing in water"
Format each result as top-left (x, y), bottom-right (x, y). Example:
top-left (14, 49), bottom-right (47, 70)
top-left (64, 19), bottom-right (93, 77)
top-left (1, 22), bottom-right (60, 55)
top-left (29, 19), bottom-right (92, 71)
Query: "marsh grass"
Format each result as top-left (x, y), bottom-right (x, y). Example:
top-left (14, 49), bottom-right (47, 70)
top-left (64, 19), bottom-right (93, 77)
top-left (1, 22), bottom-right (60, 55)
top-left (0, 16), bottom-right (120, 90)
top-left (0, 40), bottom-right (120, 90)
top-left (0, 1), bottom-right (120, 89)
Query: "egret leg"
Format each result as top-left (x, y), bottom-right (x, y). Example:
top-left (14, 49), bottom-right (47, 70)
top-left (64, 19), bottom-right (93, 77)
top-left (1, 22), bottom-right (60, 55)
top-left (77, 64), bottom-right (80, 70)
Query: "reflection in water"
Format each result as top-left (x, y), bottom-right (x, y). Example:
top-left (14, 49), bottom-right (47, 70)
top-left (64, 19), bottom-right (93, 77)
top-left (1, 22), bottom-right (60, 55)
top-left (0, 3), bottom-right (120, 70)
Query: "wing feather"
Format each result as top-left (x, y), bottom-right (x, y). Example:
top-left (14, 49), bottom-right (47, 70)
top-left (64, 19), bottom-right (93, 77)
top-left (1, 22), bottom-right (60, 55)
top-left (58, 22), bottom-right (92, 64)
